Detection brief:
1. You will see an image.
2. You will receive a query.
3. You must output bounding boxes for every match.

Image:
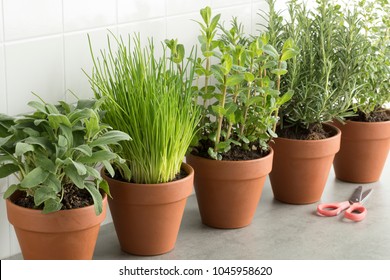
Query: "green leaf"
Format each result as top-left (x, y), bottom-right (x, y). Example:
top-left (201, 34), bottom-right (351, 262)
top-left (71, 160), bottom-right (87, 176)
top-left (99, 180), bottom-right (111, 198)
top-left (226, 74), bottom-right (244, 86)
top-left (210, 14), bottom-right (221, 30)
top-left (64, 165), bottom-right (86, 189)
top-left (24, 137), bottom-right (53, 150)
top-left (85, 183), bottom-right (103, 215)
top-left (42, 198), bottom-right (62, 214)
top-left (271, 69), bottom-right (288, 76)
top-left (3, 184), bottom-right (19, 199)
top-left (48, 114), bottom-right (72, 129)
top-left (263, 44), bottom-right (279, 59)
top-left (0, 135), bottom-right (12, 147)
top-left (102, 160), bottom-right (115, 178)
top-left (15, 142), bottom-right (34, 156)
top-left (20, 167), bottom-right (50, 188)
top-left (78, 150), bottom-right (117, 164)
top-left (244, 72), bottom-right (255, 82)
top-left (73, 144), bottom-right (93, 157)
top-left (282, 37), bottom-right (294, 52)
top-left (277, 91), bottom-right (294, 105)
top-left (85, 166), bottom-right (101, 179)
top-left (221, 54), bottom-right (233, 75)
top-left (45, 174), bottom-right (61, 193)
top-left (0, 163), bottom-right (20, 178)
top-left (211, 105), bottom-right (227, 116)
top-left (34, 185), bottom-right (58, 206)
top-left (281, 49), bottom-right (298, 61)
top-left (90, 130), bottom-right (131, 147)
top-left (207, 147), bottom-right (219, 160)
top-left (36, 155), bottom-right (56, 173)
top-left (76, 99), bottom-right (96, 110)
top-left (27, 101), bottom-right (47, 113)
top-left (200, 6), bottom-right (211, 25)
top-left (59, 100), bottom-right (71, 113)
top-left (23, 127), bottom-right (40, 137)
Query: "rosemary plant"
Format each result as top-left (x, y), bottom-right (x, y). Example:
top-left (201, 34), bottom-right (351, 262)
top-left (265, 0), bottom-right (368, 134)
top-left (188, 7), bottom-right (297, 160)
top-left (87, 34), bottom-right (201, 184)
top-left (354, 0), bottom-right (390, 117)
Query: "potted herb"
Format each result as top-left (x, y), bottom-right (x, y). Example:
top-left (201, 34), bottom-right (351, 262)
top-left (333, 0), bottom-right (390, 183)
top-left (0, 97), bottom-right (129, 260)
top-left (265, 0), bottom-right (364, 204)
top-left (185, 7), bottom-right (297, 228)
top-left (87, 34), bottom-right (201, 255)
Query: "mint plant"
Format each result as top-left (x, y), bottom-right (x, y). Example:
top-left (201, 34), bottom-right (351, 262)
top-left (187, 6), bottom-right (297, 160)
top-left (0, 98), bottom-right (130, 214)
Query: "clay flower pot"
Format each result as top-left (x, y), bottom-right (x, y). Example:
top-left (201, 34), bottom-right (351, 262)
top-left (269, 124), bottom-right (341, 204)
top-left (102, 163), bottom-right (193, 256)
top-left (6, 192), bottom-right (107, 260)
top-left (333, 119), bottom-right (390, 183)
top-left (186, 148), bottom-right (273, 229)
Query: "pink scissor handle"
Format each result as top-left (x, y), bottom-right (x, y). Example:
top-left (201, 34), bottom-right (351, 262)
top-left (344, 203), bottom-right (367, 222)
top-left (317, 201), bottom-right (350, 217)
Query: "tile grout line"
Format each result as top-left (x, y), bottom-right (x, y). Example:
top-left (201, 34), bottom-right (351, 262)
top-left (61, 0), bottom-right (67, 102)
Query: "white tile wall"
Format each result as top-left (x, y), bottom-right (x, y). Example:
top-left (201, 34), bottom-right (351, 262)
top-left (0, 0), bottom-right (268, 259)
top-left (118, 18), bottom-right (167, 51)
top-left (0, 1), bottom-right (4, 42)
top-left (252, 0), bottom-right (268, 35)
top-left (118, 0), bottom-right (166, 24)
top-left (0, 197), bottom-right (10, 259)
top-left (215, 4), bottom-right (253, 35)
top-left (5, 37), bottom-right (65, 115)
top-left (212, 0), bottom-right (251, 8)
top-left (3, 0), bottom-right (62, 41)
top-left (64, 29), bottom-right (113, 103)
top-left (0, 45), bottom-right (6, 114)
top-left (63, 0), bottom-right (117, 32)
top-left (167, 0), bottom-right (211, 16)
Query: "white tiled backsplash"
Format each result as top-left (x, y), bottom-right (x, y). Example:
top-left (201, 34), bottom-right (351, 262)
top-left (0, 0), bottom-right (268, 259)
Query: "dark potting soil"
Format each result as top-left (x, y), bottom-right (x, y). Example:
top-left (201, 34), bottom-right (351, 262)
top-left (191, 139), bottom-right (270, 161)
top-left (349, 108), bottom-right (390, 122)
top-left (276, 123), bottom-right (335, 140)
top-left (12, 184), bottom-right (94, 210)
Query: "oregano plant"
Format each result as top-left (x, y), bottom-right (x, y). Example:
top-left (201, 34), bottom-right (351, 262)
top-left (177, 6), bottom-right (298, 160)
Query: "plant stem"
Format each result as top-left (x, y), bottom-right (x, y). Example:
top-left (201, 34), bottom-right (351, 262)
top-left (215, 75), bottom-right (228, 151)
top-left (273, 60), bottom-right (282, 131)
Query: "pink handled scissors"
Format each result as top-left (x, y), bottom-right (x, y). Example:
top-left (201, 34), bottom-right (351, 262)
top-left (317, 186), bottom-right (372, 222)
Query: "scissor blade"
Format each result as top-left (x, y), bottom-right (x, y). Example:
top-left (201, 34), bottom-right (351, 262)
top-left (360, 189), bottom-right (373, 204)
top-left (349, 186), bottom-right (363, 203)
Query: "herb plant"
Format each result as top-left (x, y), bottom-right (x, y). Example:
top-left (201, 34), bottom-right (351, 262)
top-left (87, 34), bottom-right (201, 184)
top-left (190, 6), bottom-right (298, 160)
top-left (0, 98), bottom-right (130, 214)
top-left (354, 0), bottom-right (390, 117)
top-left (265, 0), bottom-right (368, 134)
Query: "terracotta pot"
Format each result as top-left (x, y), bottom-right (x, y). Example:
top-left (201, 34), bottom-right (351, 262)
top-left (269, 124), bottom-right (341, 204)
top-left (333, 119), bottom-right (390, 183)
top-left (6, 192), bottom-right (107, 260)
top-left (102, 163), bottom-right (193, 256)
top-left (186, 149), bottom-right (273, 229)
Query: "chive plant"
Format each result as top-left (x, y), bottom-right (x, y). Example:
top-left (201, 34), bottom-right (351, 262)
top-left (265, 0), bottom-right (368, 135)
top-left (87, 34), bottom-right (201, 184)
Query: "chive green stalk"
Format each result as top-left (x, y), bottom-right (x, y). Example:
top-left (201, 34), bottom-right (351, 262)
top-left (87, 34), bottom-right (200, 184)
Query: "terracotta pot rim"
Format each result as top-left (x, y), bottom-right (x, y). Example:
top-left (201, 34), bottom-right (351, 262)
top-left (102, 162), bottom-right (194, 188)
top-left (276, 123), bottom-right (341, 144)
top-left (342, 119), bottom-right (390, 125)
top-left (6, 192), bottom-right (107, 215)
top-left (187, 147), bottom-right (274, 164)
